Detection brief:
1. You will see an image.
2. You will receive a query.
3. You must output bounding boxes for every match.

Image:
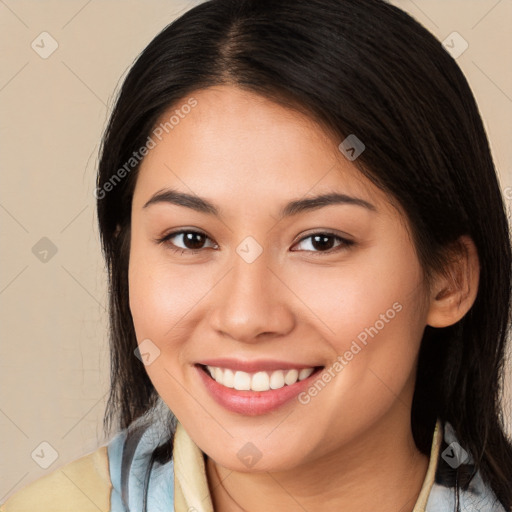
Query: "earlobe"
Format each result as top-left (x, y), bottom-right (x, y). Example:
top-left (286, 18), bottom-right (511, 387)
top-left (426, 235), bottom-right (480, 328)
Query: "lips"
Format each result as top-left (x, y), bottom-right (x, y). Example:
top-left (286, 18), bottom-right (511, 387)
top-left (195, 359), bottom-right (323, 415)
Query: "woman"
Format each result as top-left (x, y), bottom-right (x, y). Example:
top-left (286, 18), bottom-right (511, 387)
top-left (2, 0), bottom-right (511, 510)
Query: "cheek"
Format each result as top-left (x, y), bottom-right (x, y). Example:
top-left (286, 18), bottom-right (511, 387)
top-left (284, 248), bottom-right (427, 408)
top-left (284, 247), bottom-right (425, 349)
top-left (127, 246), bottom-right (205, 413)
top-left (128, 246), bottom-right (210, 342)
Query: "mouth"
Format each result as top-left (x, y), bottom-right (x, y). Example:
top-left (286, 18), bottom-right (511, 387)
top-left (195, 361), bottom-right (324, 415)
top-left (202, 364), bottom-right (318, 391)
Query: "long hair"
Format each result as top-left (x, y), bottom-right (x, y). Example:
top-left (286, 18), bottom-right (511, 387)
top-left (96, 0), bottom-right (512, 507)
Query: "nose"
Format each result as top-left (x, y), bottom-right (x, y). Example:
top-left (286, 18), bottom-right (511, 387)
top-left (208, 251), bottom-right (295, 344)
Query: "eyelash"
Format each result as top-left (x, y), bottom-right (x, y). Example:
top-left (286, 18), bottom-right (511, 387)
top-left (155, 229), bottom-right (355, 256)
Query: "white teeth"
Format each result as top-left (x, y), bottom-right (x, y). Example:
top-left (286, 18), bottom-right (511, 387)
top-left (223, 368), bottom-right (235, 388)
top-left (284, 369), bottom-right (299, 385)
top-left (298, 367), bottom-right (314, 380)
top-left (251, 371), bottom-right (270, 391)
top-left (214, 367), bottom-right (223, 382)
top-left (205, 365), bottom-right (316, 391)
top-left (233, 371), bottom-right (251, 391)
top-left (269, 370), bottom-right (285, 389)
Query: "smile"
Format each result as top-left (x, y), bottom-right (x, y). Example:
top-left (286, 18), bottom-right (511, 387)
top-left (205, 365), bottom-right (315, 391)
top-left (196, 361), bottom-right (324, 415)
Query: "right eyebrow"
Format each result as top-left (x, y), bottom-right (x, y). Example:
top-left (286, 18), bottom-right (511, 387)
top-left (143, 188), bottom-right (219, 215)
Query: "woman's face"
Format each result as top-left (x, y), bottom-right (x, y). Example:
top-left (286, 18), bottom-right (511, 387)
top-left (129, 85), bottom-right (431, 472)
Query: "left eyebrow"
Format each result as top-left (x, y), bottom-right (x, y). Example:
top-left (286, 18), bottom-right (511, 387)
top-left (142, 188), bottom-right (377, 218)
top-left (278, 192), bottom-right (377, 219)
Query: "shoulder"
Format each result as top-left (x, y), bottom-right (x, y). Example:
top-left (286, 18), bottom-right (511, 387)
top-left (0, 410), bottom-right (177, 512)
top-left (0, 445), bottom-right (111, 512)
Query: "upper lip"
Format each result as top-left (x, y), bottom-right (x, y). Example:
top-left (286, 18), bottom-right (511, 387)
top-left (197, 358), bottom-right (322, 373)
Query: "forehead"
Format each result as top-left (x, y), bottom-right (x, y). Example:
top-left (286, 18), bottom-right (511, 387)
top-left (133, 85), bottom-right (389, 212)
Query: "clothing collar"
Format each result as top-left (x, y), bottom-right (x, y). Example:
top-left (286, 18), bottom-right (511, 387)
top-left (172, 420), bottom-right (442, 512)
top-left (108, 412), bottom-right (505, 511)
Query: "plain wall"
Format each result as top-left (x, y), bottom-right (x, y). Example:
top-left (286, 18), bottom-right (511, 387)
top-left (1, 0), bottom-right (511, 501)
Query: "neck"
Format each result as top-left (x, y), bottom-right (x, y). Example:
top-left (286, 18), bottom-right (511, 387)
top-left (206, 411), bottom-right (431, 512)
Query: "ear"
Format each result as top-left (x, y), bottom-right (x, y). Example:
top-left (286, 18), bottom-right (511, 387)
top-left (426, 235), bottom-right (480, 328)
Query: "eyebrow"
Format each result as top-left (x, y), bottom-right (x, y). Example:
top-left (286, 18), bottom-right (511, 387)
top-left (142, 188), bottom-right (376, 218)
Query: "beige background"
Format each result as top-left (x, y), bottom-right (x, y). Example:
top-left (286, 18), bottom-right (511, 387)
top-left (0, 0), bottom-right (511, 501)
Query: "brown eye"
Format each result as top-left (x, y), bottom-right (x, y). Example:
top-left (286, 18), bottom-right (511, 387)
top-left (179, 232), bottom-right (207, 249)
top-left (158, 230), bottom-right (217, 253)
top-left (291, 232), bottom-right (355, 253)
top-left (310, 234), bottom-right (336, 251)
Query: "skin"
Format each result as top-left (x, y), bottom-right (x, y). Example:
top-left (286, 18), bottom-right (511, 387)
top-left (128, 85), bottom-right (479, 511)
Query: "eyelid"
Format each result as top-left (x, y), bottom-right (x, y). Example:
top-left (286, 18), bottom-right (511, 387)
top-left (156, 229), bottom-right (218, 252)
top-left (292, 228), bottom-right (354, 245)
top-left (290, 231), bottom-right (355, 254)
top-left (156, 228), bottom-right (355, 256)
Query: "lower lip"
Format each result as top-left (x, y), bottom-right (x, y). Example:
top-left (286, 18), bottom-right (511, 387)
top-left (196, 365), bottom-right (321, 416)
